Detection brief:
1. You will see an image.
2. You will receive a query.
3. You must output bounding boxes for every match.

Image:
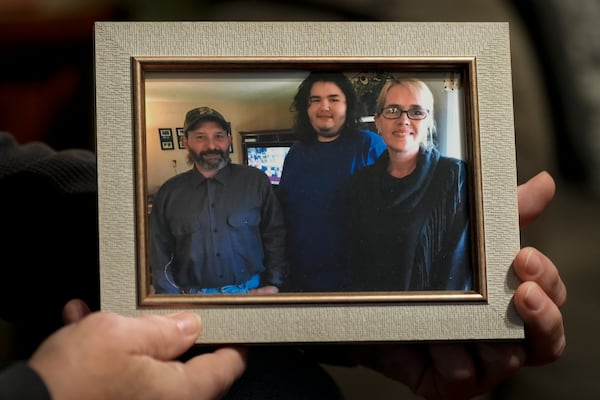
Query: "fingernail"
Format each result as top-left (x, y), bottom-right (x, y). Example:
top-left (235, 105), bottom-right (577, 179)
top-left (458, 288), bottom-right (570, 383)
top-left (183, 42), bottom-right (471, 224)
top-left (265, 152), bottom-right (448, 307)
top-left (524, 249), bottom-right (541, 276)
top-left (524, 283), bottom-right (545, 311)
top-left (508, 350), bottom-right (524, 369)
top-left (169, 313), bottom-right (201, 336)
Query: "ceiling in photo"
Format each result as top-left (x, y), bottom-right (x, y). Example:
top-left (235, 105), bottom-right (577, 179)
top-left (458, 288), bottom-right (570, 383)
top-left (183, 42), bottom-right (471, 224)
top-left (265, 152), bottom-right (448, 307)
top-left (144, 71), bottom-right (309, 104)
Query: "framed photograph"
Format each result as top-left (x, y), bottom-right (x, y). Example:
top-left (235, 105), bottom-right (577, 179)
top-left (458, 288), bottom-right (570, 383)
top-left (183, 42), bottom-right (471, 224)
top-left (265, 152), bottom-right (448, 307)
top-left (175, 127), bottom-right (185, 149)
top-left (95, 22), bottom-right (522, 343)
top-left (158, 128), bottom-right (174, 150)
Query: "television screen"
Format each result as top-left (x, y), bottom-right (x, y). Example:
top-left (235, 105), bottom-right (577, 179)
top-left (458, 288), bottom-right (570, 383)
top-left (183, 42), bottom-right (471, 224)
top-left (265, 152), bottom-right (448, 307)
top-left (246, 145), bottom-right (291, 185)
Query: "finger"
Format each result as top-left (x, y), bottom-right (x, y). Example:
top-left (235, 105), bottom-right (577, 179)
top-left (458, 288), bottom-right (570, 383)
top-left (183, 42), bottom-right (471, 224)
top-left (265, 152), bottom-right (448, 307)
top-left (249, 286), bottom-right (279, 295)
top-left (182, 346), bottom-right (248, 399)
top-left (355, 344), bottom-right (430, 392)
top-left (513, 281), bottom-right (566, 365)
top-left (517, 171), bottom-right (556, 228)
top-left (81, 312), bottom-right (202, 361)
top-left (513, 247), bottom-right (567, 308)
top-left (424, 343), bottom-right (523, 400)
top-left (62, 299), bottom-right (92, 324)
top-left (421, 344), bottom-right (477, 399)
top-left (429, 343), bottom-right (476, 383)
top-left (470, 342), bottom-right (524, 393)
top-left (138, 313), bottom-right (202, 359)
top-left (135, 346), bottom-right (248, 400)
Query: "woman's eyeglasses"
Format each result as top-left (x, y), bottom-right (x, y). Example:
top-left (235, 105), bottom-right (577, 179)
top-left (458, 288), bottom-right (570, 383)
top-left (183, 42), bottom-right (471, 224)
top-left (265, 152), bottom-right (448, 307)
top-left (379, 106), bottom-right (429, 120)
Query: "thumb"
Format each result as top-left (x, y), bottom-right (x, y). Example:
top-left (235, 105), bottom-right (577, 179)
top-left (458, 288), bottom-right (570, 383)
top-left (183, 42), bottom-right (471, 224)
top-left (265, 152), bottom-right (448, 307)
top-left (62, 299), bottom-right (92, 324)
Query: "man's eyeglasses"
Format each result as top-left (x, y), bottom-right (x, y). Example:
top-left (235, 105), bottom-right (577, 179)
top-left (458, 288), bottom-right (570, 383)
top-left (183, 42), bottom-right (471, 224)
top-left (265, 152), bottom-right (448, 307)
top-left (379, 106), bottom-right (429, 120)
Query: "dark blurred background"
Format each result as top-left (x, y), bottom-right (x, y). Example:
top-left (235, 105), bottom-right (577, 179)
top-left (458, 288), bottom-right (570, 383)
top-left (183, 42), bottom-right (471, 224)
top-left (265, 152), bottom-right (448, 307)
top-left (1, 1), bottom-right (598, 399)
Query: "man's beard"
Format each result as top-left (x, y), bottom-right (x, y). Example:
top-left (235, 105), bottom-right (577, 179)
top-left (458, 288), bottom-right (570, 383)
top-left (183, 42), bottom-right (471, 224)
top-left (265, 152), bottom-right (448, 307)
top-left (188, 149), bottom-right (230, 170)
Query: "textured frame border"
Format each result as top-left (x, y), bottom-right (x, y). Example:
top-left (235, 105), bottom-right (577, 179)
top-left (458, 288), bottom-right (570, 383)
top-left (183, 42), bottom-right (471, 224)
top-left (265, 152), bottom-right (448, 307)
top-left (95, 22), bottom-right (522, 343)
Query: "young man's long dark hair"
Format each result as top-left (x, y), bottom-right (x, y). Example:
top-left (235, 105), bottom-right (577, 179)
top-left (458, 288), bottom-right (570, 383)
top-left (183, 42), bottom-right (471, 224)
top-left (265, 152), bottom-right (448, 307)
top-left (292, 71), bottom-right (364, 143)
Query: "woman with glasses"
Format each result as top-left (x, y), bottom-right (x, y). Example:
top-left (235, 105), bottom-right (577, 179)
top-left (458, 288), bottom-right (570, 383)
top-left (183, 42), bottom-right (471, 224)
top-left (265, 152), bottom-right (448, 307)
top-left (348, 78), bottom-right (473, 291)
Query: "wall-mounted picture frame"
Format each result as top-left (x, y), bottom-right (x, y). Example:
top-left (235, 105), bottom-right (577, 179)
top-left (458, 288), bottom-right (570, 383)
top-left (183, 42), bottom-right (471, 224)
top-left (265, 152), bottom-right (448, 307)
top-left (158, 128), bottom-right (174, 150)
top-left (95, 22), bottom-right (522, 344)
top-left (175, 127), bottom-right (185, 149)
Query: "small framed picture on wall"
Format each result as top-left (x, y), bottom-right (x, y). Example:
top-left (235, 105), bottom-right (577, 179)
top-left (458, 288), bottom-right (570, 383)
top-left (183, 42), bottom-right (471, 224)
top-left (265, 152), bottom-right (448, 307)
top-left (158, 128), bottom-right (174, 150)
top-left (176, 127), bottom-right (185, 149)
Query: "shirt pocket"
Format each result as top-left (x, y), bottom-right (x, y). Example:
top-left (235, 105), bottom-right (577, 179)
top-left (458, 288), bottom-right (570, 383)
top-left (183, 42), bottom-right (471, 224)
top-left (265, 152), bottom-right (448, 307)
top-left (170, 213), bottom-right (204, 237)
top-left (227, 207), bottom-right (261, 228)
top-left (226, 207), bottom-right (264, 265)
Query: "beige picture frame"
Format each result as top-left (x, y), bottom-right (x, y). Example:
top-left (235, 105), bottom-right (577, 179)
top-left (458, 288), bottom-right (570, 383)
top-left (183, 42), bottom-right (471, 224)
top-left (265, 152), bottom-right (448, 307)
top-left (95, 21), bottom-right (522, 343)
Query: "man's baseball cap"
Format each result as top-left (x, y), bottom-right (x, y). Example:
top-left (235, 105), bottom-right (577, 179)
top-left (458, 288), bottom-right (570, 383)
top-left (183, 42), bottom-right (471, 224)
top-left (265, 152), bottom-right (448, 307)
top-left (183, 107), bottom-right (230, 134)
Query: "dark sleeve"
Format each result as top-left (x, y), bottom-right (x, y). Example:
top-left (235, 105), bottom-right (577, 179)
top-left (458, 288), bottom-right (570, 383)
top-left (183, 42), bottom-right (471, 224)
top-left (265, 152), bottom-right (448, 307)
top-left (433, 159), bottom-right (473, 290)
top-left (444, 219), bottom-right (473, 290)
top-left (148, 187), bottom-right (180, 294)
top-left (258, 176), bottom-right (289, 287)
top-left (0, 132), bottom-right (100, 359)
top-left (345, 172), bottom-right (366, 292)
top-left (0, 362), bottom-right (51, 400)
top-left (276, 145), bottom-right (294, 217)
